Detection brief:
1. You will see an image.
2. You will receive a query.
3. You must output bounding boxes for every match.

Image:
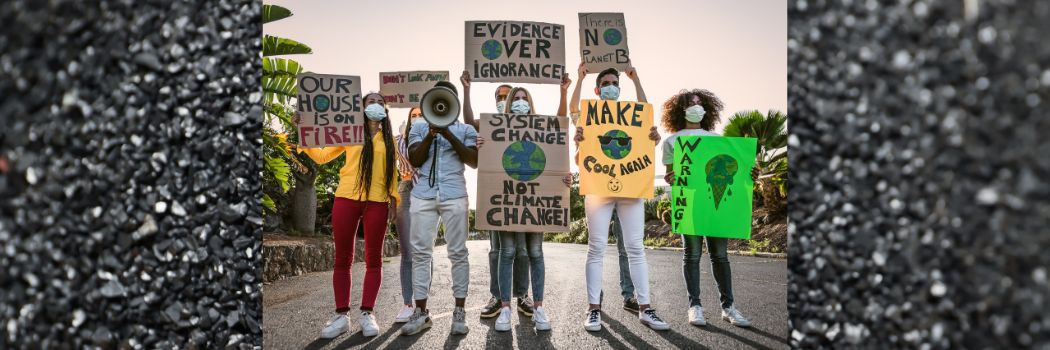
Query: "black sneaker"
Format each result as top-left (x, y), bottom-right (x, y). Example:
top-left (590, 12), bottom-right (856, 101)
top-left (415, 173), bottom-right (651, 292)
top-left (623, 297), bottom-right (640, 313)
top-left (517, 296), bottom-right (535, 316)
top-left (480, 296), bottom-right (501, 318)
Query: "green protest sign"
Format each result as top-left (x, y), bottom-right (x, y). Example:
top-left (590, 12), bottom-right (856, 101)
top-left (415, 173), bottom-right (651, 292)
top-left (672, 136), bottom-right (757, 239)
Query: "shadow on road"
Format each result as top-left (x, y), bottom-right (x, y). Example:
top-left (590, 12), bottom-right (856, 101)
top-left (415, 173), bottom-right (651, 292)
top-left (358, 323), bottom-right (404, 350)
top-left (601, 315), bottom-right (656, 349)
top-left (651, 327), bottom-right (713, 350)
top-left (514, 318), bottom-right (555, 349)
top-left (704, 324), bottom-right (780, 350)
top-left (742, 325), bottom-right (790, 345)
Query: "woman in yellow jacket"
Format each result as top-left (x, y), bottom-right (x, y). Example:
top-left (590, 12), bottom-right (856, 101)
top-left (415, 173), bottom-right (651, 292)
top-left (295, 92), bottom-right (399, 339)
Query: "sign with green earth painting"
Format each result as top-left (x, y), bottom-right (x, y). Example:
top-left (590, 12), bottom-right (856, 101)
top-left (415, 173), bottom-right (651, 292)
top-left (295, 73), bottom-right (365, 147)
top-left (465, 21), bottom-right (567, 84)
top-left (672, 136), bottom-right (757, 239)
top-left (477, 113), bottom-right (571, 233)
top-left (578, 13), bottom-right (630, 72)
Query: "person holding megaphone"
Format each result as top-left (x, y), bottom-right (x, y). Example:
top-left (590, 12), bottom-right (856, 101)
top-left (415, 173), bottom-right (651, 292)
top-left (400, 81), bottom-right (479, 337)
top-left (292, 92), bottom-right (398, 339)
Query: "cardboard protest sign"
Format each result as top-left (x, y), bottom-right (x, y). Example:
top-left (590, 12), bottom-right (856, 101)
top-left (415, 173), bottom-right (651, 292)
top-left (379, 71), bottom-right (450, 108)
top-left (477, 113), bottom-right (571, 232)
top-left (577, 99), bottom-right (655, 199)
top-left (671, 136), bottom-right (757, 239)
top-left (578, 13), bottom-right (630, 72)
top-left (296, 73), bottom-right (365, 147)
top-left (465, 21), bottom-right (566, 84)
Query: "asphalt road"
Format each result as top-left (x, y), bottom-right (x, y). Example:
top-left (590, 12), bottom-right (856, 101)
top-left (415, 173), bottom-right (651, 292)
top-left (263, 241), bottom-right (788, 349)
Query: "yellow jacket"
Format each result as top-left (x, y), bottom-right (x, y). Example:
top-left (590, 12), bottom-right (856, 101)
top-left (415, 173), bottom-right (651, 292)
top-left (299, 133), bottom-right (400, 204)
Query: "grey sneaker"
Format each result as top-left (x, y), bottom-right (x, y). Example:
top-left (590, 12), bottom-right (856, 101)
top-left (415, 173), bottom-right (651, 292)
top-left (399, 308), bottom-right (432, 336)
top-left (721, 306), bottom-right (751, 327)
top-left (517, 296), bottom-right (534, 316)
top-left (623, 297), bottom-right (640, 313)
top-left (451, 306), bottom-right (469, 335)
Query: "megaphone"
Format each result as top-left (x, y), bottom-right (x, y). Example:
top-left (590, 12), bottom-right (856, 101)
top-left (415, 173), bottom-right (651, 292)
top-left (420, 86), bottom-right (460, 128)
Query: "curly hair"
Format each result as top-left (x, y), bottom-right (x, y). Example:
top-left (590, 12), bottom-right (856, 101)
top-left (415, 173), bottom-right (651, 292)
top-left (661, 89), bottom-right (724, 133)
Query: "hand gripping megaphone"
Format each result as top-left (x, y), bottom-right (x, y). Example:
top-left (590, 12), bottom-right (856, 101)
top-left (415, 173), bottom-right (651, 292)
top-left (420, 86), bottom-right (460, 128)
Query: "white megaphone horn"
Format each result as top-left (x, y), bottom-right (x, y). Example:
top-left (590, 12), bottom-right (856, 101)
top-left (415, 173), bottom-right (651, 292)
top-left (420, 86), bottom-right (460, 128)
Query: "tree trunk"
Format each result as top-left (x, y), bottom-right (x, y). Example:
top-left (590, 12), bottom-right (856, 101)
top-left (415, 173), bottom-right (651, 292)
top-left (289, 167), bottom-right (318, 235)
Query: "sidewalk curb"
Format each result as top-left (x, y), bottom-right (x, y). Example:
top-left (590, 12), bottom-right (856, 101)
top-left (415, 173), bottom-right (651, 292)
top-left (639, 245), bottom-right (787, 259)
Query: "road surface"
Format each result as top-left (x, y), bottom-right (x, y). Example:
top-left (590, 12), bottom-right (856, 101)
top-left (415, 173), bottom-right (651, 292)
top-left (263, 241), bottom-right (788, 349)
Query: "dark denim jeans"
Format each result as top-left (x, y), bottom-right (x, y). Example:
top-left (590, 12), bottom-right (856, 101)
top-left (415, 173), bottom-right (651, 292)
top-left (489, 231), bottom-right (528, 298)
top-left (498, 232), bottom-right (544, 301)
top-left (611, 212), bottom-right (634, 300)
top-left (683, 235), bottom-right (733, 309)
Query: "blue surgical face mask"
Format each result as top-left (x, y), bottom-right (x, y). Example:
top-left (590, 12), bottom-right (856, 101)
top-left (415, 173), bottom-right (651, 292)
top-left (511, 100), bottom-right (530, 114)
top-left (600, 85), bottom-right (620, 100)
top-left (496, 100), bottom-right (507, 113)
top-left (364, 103), bottom-right (387, 121)
top-left (684, 105), bottom-right (706, 123)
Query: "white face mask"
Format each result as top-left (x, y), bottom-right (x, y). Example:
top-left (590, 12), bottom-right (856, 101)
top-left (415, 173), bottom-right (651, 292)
top-left (600, 85), bottom-right (620, 100)
top-left (364, 103), bottom-right (387, 121)
top-left (510, 100), bottom-right (530, 114)
top-left (496, 100), bottom-right (507, 113)
top-left (685, 105), bottom-right (706, 123)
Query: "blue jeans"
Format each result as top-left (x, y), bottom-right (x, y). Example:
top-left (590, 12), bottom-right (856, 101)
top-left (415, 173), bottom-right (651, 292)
top-left (683, 235), bottom-right (733, 309)
top-left (611, 212), bottom-right (634, 300)
top-left (489, 232), bottom-right (528, 298)
top-left (499, 232), bottom-right (544, 301)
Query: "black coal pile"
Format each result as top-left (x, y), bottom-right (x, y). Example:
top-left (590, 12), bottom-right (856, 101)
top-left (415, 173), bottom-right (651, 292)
top-left (0, 1), bottom-right (261, 349)
top-left (789, 0), bottom-right (1050, 349)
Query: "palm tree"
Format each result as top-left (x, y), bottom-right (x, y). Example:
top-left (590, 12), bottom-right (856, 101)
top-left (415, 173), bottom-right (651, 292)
top-left (723, 110), bottom-right (788, 212)
top-left (262, 4), bottom-right (316, 233)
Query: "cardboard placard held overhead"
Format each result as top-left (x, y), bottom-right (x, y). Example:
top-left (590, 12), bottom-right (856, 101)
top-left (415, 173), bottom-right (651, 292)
top-left (296, 73), bottom-right (365, 147)
top-left (577, 99), bottom-right (655, 199)
top-left (672, 136), bottom-right (757, 239)
top-left (579, 13), bottom-right (630, 72)
top-left (477, 113), bottom-right (571, 233)
top-left (465, 21), bottom-right (566, 84)
top-left (378, 71), bottom-right (451, 108)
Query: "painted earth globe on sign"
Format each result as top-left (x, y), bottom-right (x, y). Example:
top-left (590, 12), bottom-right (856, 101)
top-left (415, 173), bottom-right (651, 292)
top-left (313, 95), bottom-right (331, 112)
top-left (599, 129), bottom-right (632, 160)
top-left (482, 39), bottom-right (502, 60)
top-left (603, 28), bottom-right (622, 45)
top-left (502, 140), bottom-right (546, 181)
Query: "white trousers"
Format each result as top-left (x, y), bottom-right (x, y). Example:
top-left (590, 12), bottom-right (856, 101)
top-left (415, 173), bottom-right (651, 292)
top-left (584, 196), bottom-right (650, 305)
top-left (410, 195), bottom-right (470, 300)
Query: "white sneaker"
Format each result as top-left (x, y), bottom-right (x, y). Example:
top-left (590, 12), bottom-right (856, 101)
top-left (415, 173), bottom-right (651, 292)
top-left (450, 306), bottom-right (470, 335)
top-left (639, 309), bottom-right (670, 330)
top-left (495, 306), bottom-right (512, 332)
top-left (399, 308), bottom-right (432, 336)
top-left (721, 306), bottom-right (751, 327)
top-left (583, 309), bottom-right (602, 332)
top-left (394, 305), bottom-right (414, 323)
top-left (532, 306), bottom-right (551, 331)
top-left (688, 305), bottom-right (707, 326)
top-left (359, 311), bottom-right (379, 337)
top-left (319, 313), bottom-right (349, 339)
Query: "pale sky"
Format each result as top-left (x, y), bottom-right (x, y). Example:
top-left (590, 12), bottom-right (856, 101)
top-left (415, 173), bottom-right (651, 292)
top-left (266, 0), bottom-right (786, 208)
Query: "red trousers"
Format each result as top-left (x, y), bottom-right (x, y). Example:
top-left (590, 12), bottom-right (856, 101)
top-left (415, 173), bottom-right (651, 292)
top-left (332, 198), bottom-right (388, 312)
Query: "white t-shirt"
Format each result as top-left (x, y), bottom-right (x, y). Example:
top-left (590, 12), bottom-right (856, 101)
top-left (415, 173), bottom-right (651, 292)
top-left (661, 128), bottom-right (720, 165)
